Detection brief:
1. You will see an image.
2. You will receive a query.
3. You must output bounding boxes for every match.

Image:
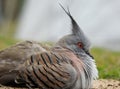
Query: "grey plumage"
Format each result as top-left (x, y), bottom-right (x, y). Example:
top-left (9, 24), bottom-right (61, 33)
top-left (0, 41), bottom-right (47, 87)
top-left (0, 5), bottom-right (98, 89)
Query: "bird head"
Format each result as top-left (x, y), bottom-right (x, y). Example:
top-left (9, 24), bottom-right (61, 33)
top-left (55, 5), bottom-right (93, 59)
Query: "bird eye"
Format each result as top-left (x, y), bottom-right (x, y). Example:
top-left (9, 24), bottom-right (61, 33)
top-left (77, 42), bottom-right (83, 48)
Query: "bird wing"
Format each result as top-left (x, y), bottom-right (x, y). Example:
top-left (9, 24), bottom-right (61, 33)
top-left (0, 41), bottom-right (47, 77)
top-left (15, 51), bottom-right (78, 89)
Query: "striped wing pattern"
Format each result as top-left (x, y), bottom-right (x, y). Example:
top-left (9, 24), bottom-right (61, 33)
top-left (0, 41), bottom-right (47, 77)
top-left (16, 52), bottom-right (77, 89)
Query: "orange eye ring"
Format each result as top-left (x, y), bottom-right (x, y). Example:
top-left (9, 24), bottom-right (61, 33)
top-left (77, 42), bottom-right (83, 48)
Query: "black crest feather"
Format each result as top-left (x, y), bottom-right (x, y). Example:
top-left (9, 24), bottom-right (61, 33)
top-left (59, 3), bottom-right (81, 35)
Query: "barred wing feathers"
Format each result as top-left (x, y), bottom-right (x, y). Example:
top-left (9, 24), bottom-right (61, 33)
top-left (16, 51), bottom-right (78, 89)
top-left (0, 41), bottom-right (47, 77)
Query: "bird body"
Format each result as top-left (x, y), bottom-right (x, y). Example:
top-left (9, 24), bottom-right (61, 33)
top-left (0, 41), bottom-right (47, 86)
top-left (14, 47), bottom-right (97, 89)
top-left (16, 49), bottom-right (77, 89)
top-left (0, 40), bottom-right (47, 68)
top-left (0, 5), bottom-right (98, 89)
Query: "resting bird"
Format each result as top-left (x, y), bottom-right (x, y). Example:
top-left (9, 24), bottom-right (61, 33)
top-left (0, 6), bottom-right (98, 89)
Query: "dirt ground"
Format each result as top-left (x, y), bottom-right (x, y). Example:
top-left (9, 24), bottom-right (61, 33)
top-left (92, 79), bottom-right (120, 89)
top-left (0, 79), bottom-right (120, 89)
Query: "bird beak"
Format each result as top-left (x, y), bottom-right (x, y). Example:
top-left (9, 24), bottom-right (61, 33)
top-left (85, 51), bottom-right (94, 59)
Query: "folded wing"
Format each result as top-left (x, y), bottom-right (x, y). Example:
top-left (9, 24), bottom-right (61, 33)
top-left (15, 51), bottom-right (78, 89)
top-left (0, 41), bottom-right (47, 86)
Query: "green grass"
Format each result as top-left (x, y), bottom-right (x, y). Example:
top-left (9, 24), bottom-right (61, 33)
top-left (0, 35), bottom-right (17, 50)
top-left (91, 48), bottom-right (120, 80)
top-left (0, 35), bottom-right (120, 80)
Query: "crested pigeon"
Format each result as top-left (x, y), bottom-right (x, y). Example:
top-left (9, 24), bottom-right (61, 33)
top-left (0, 6), bottom-right (98, 89)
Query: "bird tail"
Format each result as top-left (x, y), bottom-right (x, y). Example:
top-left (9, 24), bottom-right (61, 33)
top-left (0, 70), bottom-right (17, 86)
top-left (0, 70), bottom-right (26, 87)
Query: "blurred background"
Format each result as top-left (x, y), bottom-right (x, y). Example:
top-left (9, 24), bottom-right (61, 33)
top-left (0, 0), bottom-right (120, 79)
top-left (0, 0), bottom-right (120, 51)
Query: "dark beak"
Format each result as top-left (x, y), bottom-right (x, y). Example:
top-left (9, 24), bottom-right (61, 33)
top-left (85, 51), bottom-right (94, 59)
